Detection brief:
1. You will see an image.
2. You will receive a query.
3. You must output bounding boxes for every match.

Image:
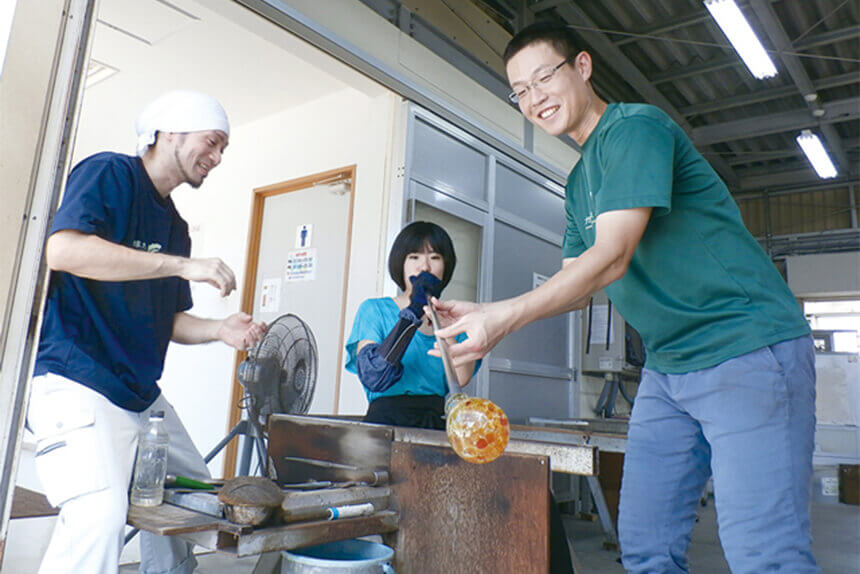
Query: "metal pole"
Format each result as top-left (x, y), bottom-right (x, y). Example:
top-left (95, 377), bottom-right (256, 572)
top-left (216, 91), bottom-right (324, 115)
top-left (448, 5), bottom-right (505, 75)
top-left (849, 184), bottom-right (858, 229)
top-left (0, 0), bottom-right (95, 564)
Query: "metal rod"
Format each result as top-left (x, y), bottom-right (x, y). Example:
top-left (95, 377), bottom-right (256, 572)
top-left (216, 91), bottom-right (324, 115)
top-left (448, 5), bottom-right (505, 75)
top-left (427, 305), bottom-right (460, 398)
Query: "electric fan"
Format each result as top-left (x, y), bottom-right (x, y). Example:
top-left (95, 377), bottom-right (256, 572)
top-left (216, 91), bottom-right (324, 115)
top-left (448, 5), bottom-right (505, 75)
top-left (205, 314), bottom-right (317, 476)
top-left (237, 313), bottom-right (317, 419)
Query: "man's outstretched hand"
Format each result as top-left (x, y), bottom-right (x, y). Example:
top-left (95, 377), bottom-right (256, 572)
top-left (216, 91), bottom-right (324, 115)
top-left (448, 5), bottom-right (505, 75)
top-left (427, 298), bottom-right (512, 365)
top-left (218, 312), bottom-right (267, 350)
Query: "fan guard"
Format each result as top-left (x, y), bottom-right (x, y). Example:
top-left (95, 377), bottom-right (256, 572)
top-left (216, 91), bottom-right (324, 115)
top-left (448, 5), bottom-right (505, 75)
top-left (237, 313), bottom-right (317, 421)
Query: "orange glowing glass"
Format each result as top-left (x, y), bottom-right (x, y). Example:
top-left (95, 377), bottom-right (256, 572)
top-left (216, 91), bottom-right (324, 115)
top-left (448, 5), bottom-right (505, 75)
top-left (427, 305), bottom-right (510, 464)
top-left (445, 393), bottom-right (510, 464)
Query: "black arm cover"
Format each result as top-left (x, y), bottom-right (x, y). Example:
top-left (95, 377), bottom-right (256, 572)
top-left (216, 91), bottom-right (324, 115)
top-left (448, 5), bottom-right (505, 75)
top-left (356, 308), bottom-right (422, 393)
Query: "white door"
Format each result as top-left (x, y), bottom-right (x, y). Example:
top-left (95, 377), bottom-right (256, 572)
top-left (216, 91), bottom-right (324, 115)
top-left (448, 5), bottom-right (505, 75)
top-left (252, 177), bottom-right (353, 414)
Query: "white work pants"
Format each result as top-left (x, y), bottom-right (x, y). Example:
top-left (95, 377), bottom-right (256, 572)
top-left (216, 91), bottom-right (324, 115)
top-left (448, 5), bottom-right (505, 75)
top-left (27, 373), bottom-right (211, 574)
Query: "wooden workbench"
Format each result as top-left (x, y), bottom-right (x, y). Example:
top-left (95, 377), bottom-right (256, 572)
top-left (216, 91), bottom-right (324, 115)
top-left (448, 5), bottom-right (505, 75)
top-left (129, 414), bottom-right (599, 574)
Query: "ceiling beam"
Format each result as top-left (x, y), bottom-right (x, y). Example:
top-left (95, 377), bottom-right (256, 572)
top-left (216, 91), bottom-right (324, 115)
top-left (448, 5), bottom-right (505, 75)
top-left (616, 12), bottom-right (710, 46)
top-left (749, 0), bottom-right (852, 176)
top-left (734, 177), bottom-right (860, 199)
top-left (679, 72), bottom-right (858, 116)
top-left (650, 55), bottom-right (740, 84)
top-left (723, 149), bottom-right (803, 166)
top-left (691, 97), bottom-right (860, 145)
top-left (530, 0), bottom-right (566, 14)
top-left (793, 25), bottom-right (860, 52)
top-left (737, 168), bottom-right (858, 192)
top-left (553, 1), bottom-right (739, 187)
top-left (515, 0), bottom-right (534, 31)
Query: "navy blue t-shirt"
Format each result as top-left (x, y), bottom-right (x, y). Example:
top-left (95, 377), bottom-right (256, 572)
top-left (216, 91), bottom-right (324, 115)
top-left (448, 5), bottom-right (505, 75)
top-left (34, 152), bottom-right (193, 411)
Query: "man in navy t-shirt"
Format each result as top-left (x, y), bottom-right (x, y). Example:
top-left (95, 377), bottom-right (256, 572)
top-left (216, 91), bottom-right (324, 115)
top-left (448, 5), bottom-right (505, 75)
top-left (28, 91), bottom-right (266, 574)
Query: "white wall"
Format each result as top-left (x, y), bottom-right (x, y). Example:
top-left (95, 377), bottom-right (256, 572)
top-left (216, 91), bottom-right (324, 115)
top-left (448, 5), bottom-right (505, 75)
top-left (278, 0), bottom-right (579, 177)
top-left (161, 87), bottom-right (398, 473)
top-left (787, 252), bottom-right (860, 298)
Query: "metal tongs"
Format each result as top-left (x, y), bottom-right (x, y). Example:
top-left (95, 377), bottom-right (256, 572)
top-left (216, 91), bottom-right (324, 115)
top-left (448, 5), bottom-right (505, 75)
top-left (426, 303), bottom-right (460, 397)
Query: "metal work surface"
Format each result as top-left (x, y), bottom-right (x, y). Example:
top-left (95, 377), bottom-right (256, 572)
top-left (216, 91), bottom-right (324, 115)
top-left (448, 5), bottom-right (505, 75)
top-left (267, 414), bottom-right (392, 483)
top-left (517, 417), bottom-right (631, 455)
top-left (386, 442), bottom-right (550, 574)
top-left (394, 425), bottom-right (598, 475)
top-left (527, 416), bottom-right (630, 435)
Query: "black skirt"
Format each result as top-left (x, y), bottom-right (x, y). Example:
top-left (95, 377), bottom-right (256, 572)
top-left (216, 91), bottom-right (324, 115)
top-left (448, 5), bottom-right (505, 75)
top-left (364, 394), bottom-right (445, 430)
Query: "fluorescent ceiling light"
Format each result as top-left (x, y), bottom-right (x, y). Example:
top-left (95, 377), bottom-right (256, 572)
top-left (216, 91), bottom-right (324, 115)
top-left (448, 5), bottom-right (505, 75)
top-left (704, 0), bottom-right (778, 79)
top-left (797, 130), bottom-right (838, 179)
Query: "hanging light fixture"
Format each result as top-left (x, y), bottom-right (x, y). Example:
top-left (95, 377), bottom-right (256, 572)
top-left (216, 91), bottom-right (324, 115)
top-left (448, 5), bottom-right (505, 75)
top-left (704, 0), bottom-right (778, 79)
top-left (797, 130), bottom-right (838, 179)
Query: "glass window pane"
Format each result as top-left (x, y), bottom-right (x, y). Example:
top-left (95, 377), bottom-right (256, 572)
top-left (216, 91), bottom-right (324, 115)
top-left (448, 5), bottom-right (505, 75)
top-left (414, 202), bottom-right (482, 303)
top-left (411, 119), bottom-right (487, 202)
top-left (496, 164), bottom-right (565, 234)
top-left (492, 222), bottom-right (568, 367)
top-left (489, 371), bottom-right (571, 423)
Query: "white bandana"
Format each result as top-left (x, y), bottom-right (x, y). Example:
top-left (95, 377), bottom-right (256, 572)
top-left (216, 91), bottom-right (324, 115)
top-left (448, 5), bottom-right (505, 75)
top-left (135, 90), bottom-right (230, 156)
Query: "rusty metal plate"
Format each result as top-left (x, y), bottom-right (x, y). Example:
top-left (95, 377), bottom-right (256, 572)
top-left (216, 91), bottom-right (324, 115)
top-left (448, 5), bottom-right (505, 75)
top-left (388, 442), bottom-right (550, 574)
top-left (267, 415), bottom-right (392, 483)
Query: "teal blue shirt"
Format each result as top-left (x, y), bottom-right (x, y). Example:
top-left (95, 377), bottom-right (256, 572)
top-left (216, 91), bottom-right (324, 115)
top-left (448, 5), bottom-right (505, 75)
top-left (345, 298), bottom-right (480, 402)
top-left (563, 103), bottom-right (809, 373)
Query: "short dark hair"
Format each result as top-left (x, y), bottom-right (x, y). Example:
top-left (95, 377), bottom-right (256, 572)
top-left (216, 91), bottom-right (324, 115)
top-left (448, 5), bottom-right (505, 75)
top-left (388, 221), bottom-right (456, 292)
top-left (503, 21), bottom-right (579, 65)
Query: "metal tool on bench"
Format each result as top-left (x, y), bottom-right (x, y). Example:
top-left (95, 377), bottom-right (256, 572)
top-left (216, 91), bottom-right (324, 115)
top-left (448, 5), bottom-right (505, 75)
top-left (427, 304), bottom-right (510, 464)
top-left (280, 456), bottom-right (389, 486)
top-left (281, 484), bottom-right (391, 523)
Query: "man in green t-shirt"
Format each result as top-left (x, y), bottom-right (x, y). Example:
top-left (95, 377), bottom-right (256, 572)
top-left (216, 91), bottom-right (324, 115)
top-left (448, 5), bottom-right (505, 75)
top-left (434, 22), bottom-right (817, 574)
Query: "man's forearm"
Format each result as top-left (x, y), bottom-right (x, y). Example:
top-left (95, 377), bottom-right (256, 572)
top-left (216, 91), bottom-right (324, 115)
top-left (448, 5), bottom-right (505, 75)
top-left (508, 243), bottom-right (627, 333)
top-left (47, 230), bottom-right (187, 281)
top-left (172, 313), bottom-right (222, 345)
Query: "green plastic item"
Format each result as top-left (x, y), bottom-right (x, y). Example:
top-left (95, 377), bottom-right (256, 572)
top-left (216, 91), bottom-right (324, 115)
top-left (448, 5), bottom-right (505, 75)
top-left (166, 474), bottom-right (216, 490)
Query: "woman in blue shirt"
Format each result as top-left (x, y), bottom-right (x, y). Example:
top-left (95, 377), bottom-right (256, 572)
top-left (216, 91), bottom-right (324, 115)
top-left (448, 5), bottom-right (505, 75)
top-left (345, 221), bottom-right (479, 429)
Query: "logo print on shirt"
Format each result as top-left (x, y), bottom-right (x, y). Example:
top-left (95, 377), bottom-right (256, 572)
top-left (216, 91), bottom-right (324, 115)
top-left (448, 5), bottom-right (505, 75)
top-left (584, 213), bottom-right (596, 229)
top-left (132, 240), bottom-right (163, 253)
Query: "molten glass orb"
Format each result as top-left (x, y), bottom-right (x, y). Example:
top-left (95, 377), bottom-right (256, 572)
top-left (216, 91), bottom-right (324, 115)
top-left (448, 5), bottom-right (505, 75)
top-left (445, 393), bottom-right (510, 464)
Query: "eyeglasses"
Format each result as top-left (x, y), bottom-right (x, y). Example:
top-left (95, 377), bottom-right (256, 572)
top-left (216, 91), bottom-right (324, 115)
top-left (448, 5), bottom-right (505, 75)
top-left (508, 56), bottom-right (573, 104)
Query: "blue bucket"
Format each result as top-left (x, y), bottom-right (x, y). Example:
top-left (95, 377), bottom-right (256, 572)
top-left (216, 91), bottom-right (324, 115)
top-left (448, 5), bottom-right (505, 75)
top-left (282, 539), bottom-right (395, 574)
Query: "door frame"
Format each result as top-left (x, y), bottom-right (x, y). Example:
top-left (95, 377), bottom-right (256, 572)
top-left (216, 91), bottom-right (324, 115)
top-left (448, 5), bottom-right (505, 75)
top-left (0, 0), bottom-right (95, 561)
top-left (223, 165), bottom-right (356, 478)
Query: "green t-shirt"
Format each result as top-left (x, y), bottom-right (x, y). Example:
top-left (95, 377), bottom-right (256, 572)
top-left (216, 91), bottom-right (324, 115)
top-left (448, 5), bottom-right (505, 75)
top-left (563, 103), bottom-right (809, 373)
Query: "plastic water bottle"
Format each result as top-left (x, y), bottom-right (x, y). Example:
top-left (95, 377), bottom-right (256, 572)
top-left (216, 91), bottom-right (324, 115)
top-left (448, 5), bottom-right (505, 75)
top-left (130, 411), bottom-right (169, 507)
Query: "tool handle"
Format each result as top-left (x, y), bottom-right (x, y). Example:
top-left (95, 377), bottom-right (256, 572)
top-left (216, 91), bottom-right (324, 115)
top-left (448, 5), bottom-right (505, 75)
top-left (168, 475), bottom-right (216, 490)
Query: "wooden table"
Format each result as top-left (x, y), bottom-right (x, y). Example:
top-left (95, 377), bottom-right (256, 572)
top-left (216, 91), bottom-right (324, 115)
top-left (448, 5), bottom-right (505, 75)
top-left (130, 415), bottom-right (599, 574)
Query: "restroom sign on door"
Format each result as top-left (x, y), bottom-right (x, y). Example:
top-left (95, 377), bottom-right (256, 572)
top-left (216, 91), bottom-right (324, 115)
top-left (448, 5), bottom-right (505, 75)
top-left (296, 224), bottom-right (313, 248)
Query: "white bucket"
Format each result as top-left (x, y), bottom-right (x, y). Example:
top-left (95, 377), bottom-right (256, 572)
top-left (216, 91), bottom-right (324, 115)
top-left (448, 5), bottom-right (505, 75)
top-left (282, 539), bottom-right (395, 574)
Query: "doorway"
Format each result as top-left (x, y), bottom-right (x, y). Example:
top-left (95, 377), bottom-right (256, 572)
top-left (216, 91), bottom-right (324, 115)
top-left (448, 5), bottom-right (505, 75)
top-left (226, 166), bottom-right (356, 476)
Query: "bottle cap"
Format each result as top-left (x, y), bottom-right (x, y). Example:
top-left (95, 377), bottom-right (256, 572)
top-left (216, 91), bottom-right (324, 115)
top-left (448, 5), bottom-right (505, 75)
top-left (150, 410), bottom-right (165, 420)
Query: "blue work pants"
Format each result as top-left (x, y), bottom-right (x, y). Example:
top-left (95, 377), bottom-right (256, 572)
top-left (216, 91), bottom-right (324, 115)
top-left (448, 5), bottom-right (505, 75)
top-left (619, 336), bottom-right (819, 573)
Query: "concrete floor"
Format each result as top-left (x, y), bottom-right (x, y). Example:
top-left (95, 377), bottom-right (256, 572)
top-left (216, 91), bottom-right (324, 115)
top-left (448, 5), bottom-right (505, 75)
top-left (116, 498), bottom-right (859, 573)
top-left (564, 499), bottom-right (859, 574)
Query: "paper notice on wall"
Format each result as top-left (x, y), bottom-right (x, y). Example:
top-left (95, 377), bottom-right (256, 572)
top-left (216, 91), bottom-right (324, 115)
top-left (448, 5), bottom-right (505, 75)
top-left (589, 304), bottom-right (614, 345)
top-left (260, 278), bottom-right (281, 313)
top-left (286, 248), bottom-right (317, 282)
